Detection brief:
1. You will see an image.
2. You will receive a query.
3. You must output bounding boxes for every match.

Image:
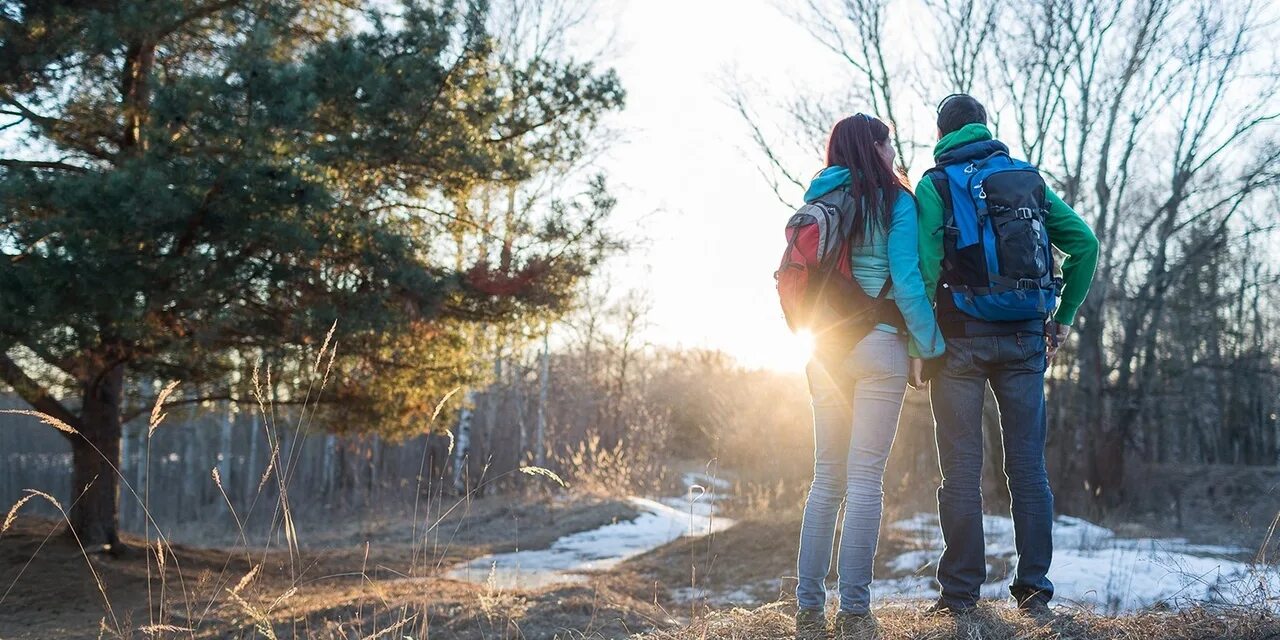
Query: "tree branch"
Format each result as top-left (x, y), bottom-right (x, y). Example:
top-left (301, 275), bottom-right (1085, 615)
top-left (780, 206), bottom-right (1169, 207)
top-left (0, 351), bottom-right (82, 435)
top-left (0, 158), bottom-right (89, 173)
top-left (156, 0), bottom-right (245, 37)
top-left (0, 88), bottom-right (59, 128)
top-left (120, 393), bottom-right (336, 424)
top-left (120, 393), bottom-right (232, 423)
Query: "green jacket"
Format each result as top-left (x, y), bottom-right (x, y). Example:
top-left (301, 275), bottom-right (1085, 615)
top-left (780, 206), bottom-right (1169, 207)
top-left (915, 123), bottom-right (1099, 335)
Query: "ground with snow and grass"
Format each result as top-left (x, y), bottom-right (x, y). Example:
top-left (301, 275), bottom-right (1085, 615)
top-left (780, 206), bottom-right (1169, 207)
top-left (638, 602), bottom-right (1280, 640)
top-left (880, 513), bottom-right (1275, 613)
top-left (2, 473), bottom-right (1278, 639)
top-left (615, 478), bottom-right (1280, 616)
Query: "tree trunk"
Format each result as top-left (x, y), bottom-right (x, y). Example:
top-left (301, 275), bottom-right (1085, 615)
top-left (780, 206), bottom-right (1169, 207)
top-left (70, 363), bottom-right (126, 550)
top-left (1075, 305), bottom-right (1125, 507)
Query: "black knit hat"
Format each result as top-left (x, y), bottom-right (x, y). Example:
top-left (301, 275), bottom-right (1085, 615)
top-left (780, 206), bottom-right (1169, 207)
top-left (937, 94), bottom-right (987, 136)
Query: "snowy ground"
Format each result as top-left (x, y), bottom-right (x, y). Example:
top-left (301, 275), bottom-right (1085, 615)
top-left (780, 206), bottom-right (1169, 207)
top-left (448, 475), bottom-right (1278, 613)
top-left (676, 513), bottom-right (1280, 614)
top-left (446, 473), bottom-right (734, 589)
top-left (879, 513), bottom-right (1278, 613)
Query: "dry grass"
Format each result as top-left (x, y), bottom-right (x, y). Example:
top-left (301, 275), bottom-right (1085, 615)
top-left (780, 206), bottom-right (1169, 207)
top-left (551, 433), bottom-right (667, 498)
top-left (4, 330), bottom-right (1278, 639)
top-left (0, 497), bottom-right (649, 638)
top-left (641, 601), bottom-right (1280, 640)
top-left (609, 515), bottom-right (798, 612)
top-left (0, 333), bottom-right (622, 639)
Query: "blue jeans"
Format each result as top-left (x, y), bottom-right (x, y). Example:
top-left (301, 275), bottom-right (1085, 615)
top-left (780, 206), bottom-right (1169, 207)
top-left (930, 332), bottom-right (1054, 607)
top-left (797, 331), bottom-right (908, 613)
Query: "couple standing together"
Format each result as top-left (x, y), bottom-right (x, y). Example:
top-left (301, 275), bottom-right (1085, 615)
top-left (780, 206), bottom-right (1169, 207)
top-left (777, 95), bottom-right (1099, 638)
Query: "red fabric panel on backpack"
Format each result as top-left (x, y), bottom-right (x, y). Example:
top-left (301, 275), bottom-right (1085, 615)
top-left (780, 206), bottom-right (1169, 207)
top-left (788, 224), bottom-right (820, 266)
top-left (777, 224), bottom-right (820, 331)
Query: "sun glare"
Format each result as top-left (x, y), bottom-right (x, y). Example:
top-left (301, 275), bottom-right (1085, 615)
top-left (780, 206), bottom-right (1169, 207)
top-left (795, 330), bottom-right (816, 359)
top-left (758, 328), bottom-right (815, 373)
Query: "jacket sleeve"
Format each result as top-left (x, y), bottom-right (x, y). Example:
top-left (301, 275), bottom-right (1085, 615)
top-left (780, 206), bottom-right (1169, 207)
top-left (888, 192), bottom-right (945, 359)
top-left (915, 175), bottom-right (946, 307)
top-left (1043, 187), bottom-right (1099, 326)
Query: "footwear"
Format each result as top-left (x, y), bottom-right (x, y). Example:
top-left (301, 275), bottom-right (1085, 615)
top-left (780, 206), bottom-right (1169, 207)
top-left (833, 610), bottom-right (879, 639)
top-left (795, 608), bottom-right (828, 640)
top-left (1015, 594), bottom-right (1053, 619)
top-left (924, 597), bottom-right (976, 616)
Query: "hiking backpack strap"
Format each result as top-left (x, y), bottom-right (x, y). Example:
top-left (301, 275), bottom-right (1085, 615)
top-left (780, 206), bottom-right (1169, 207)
top-left (815, 187), bottom-right (858, 270)
top-left (873, 274), bottom-right (904, 330)
top-left (927, 169), bottom-right (953, 216)
top-left (925, 168), bottom-right (960, 282)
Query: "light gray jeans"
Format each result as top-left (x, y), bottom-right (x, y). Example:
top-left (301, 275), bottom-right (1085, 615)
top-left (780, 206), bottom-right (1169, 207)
top-left (796, 330), bottom-right (909, 613)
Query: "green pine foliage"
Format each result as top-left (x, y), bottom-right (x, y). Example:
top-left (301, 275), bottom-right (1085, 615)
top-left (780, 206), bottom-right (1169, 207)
top-left (0, 0), bottom-right (624, 542)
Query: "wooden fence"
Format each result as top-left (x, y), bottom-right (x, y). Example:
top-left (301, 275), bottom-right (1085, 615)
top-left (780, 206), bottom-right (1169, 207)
top-left (0, 395), bottom-right (459, 541)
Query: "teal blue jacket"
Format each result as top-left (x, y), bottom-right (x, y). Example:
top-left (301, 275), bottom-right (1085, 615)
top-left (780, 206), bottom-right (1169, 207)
top-left (805, 167), bottom-right (945, 359)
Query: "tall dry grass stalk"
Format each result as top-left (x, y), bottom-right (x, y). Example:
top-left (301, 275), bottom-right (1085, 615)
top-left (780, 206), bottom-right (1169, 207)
top-left (210, 466), bottom-right (249, 549)
top-left (138, 623), bottom-right (192, 636)
top-left (1256, 510), bottom-right (1280, 565)
top-left (148, 381), bottom-right (180, 438)
top-left (519, 465), bottom-right (569, 488)
top-left (0, 408), bottom-right (77, 435)
top-left (360, 615), bottom-right (417, 640)
top-left (2, 492), bottom-right (38, 534)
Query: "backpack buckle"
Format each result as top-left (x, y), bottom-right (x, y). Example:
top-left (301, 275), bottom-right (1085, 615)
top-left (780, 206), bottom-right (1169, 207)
top-left (1016, 207), bottom-right (1035, 219)
top-left (1016, 278), bottom-right (1041, 290)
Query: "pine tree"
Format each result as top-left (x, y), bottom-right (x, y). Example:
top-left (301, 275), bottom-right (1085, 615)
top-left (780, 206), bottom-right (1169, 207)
top-left (0, 0), bottom-right (623, 548)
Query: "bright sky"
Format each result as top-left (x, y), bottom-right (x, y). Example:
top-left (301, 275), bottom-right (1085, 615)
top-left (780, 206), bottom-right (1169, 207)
top-left (594, 0), bottom-right (921, 372)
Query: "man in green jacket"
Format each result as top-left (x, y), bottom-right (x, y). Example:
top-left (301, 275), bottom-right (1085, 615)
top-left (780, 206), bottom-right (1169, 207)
top-left (912, 95), bottom-right (1098, 615)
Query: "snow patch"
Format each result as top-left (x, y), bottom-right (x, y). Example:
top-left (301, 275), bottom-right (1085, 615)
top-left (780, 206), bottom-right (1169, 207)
top-left (881, 513), bottom-right (1276, 612)
top-left (672, 581), bottom-right (771, 607)
top-left (446, 479), bottom-right (734, 590)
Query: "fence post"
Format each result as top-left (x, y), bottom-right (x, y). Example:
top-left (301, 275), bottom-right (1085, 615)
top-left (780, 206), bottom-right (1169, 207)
top-left (536, 328), bottom-right (549, 467)
top-left (218, 405), bottom-right (234, 516)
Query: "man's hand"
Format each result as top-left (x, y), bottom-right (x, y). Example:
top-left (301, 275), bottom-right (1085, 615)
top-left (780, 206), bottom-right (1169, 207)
top-left (1046, 322), bottom-right (1071, 361)
top-left (909, 357), bottom-right (927, 389)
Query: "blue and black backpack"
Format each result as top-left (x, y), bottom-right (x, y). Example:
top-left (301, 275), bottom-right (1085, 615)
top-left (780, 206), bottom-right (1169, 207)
top-left (927, 150), bottom-right (1060, 323)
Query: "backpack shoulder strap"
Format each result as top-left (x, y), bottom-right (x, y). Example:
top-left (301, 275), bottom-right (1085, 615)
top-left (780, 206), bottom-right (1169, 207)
top-left (817, 187), bottom-right (858, 240)
top-left (924, 168), bottom-right (952, 215)
top-left (925, 166), bottom-right (963, 279)
top-left (875, 275), bottom-right (893, 299)
top-left (811, 187), bottom-right (857, 272)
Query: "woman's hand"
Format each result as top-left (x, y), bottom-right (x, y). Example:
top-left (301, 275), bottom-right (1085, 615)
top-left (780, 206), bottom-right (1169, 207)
top-left (909, 358), bottom-right (927, 390)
